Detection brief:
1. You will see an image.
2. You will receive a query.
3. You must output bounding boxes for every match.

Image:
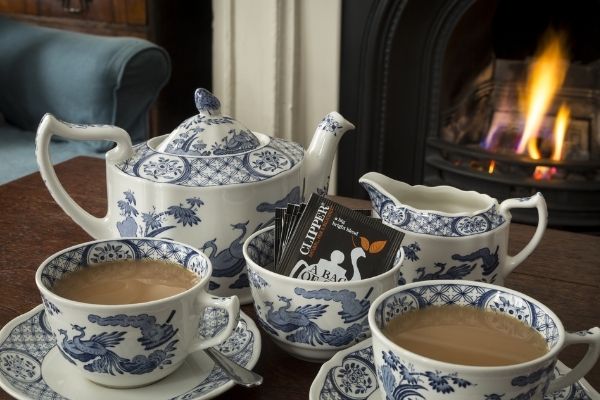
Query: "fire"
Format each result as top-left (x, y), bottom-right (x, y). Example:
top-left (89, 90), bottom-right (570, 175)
top-left (517, 31), bottom-right (569, 158)
top-left (477, 30), bottom-right (576, 181)
top-left (532, 102), bottom-right (571, 180)
top-left (552, 103), bottom-right (570, 161)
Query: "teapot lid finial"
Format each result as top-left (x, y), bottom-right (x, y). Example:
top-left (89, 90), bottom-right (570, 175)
top-left (156, 88), bottom-right (261, 157)
top-left (194, 88), bottom-right (221, 115)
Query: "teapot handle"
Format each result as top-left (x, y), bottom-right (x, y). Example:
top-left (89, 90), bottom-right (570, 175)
top-left (498, 193), bottom-right (548, 277)
top-left (36, 113), bottom-right (133, 239)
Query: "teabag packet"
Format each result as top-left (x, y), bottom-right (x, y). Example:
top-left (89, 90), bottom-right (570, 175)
top-left (278, 194), bottom-right (404, 282)
top-left (273, 203), bottom-right (306, 270)
top-left (283, 204), bottom-right (305, 250)
top-left (274, 208), bottom-right (285, 265)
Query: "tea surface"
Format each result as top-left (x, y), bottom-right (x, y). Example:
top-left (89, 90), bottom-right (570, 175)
top-left (52, 259), bottom-right (199, 305)
top-left (383, 305), bottom-right (548, 366)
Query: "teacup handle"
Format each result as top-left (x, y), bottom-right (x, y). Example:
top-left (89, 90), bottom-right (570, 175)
top-left (191, 292), bottom-right (240, 350)
top-left (547, 327), bottom-right (600, 393)
top-left (498, 193), bottom-right (548, 277)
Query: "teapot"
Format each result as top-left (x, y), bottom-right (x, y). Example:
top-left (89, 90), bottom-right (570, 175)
top-left (359, 172), bottom-right (547, 286)
top-left (36, 88), bottom-right (355, 304)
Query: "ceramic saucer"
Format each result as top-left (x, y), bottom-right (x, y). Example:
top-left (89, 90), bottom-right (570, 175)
top-left (0, 305), bottom-right (261, 400)
top-left (310, 338), bottom-right (599, 400)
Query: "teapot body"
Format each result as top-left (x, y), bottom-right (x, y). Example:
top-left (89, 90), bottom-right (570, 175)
top-left (36, 90), bottom-right (355, 305)
top-left (104, 137), bottom-right (303, 303)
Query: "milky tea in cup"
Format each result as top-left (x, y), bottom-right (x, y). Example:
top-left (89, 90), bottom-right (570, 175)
top-left (383, 305), bottom-right (549, 366)
top-left (52, 259), bottom-right (199, 305)
top-left (368, 281), bottom-right (600, 400)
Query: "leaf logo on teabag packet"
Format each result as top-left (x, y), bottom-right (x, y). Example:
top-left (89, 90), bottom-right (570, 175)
top-left (278, 195), bottom-right (404, 282)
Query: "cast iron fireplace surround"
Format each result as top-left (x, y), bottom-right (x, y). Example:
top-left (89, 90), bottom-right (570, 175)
top-left (337, 0), bottom-right (600, 229)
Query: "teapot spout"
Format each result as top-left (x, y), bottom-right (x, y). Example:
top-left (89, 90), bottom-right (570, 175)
top-left (303, 112), bottom-right (355, 198)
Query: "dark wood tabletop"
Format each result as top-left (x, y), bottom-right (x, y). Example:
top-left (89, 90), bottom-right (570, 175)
top-left (0, 156), bottom-right (598, 399)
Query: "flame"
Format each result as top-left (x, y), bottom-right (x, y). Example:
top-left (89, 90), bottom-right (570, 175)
top-left (532, 103), bottom-right (571, 180)
top-left (552, 103), bottom-right (570, 161)
top-left (516, 31), bottom-right (569, 157)
top-left (488, 160), bottom-right (496, 174)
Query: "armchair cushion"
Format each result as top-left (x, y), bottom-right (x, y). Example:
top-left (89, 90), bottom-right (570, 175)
top-left (0, 17), bottom-right (171, 147)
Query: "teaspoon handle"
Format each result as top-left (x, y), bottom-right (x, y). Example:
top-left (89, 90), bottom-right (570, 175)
top-left (205, 347), bottom-right (263, 388)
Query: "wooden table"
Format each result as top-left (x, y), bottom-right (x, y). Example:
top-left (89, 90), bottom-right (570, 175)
top-left (0, 156), bottom-right (598, 399)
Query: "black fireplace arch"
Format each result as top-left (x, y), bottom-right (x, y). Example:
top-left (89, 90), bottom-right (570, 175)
top-left (339, 0), bottom-right (600, 230)
top-left (338, 0), bottom-right (478, 197)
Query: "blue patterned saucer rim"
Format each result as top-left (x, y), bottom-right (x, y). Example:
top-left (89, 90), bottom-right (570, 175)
top-left (0, 305), bottom-right (261, 400)
top-left (309, 338), bottom-right (600, 400)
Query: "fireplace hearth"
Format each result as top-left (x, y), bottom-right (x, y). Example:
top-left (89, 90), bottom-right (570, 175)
top-left (338, 0), bottom-right (600, 230)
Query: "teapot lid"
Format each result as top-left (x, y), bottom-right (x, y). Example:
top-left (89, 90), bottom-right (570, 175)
top-left (156, 88), bottom-right (261, 156)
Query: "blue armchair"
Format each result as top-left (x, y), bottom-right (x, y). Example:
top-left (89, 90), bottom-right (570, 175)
top-left (0, 17), bottom-right (171, 184)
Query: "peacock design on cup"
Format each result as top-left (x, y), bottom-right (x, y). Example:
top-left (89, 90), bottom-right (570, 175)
top-left (57, 311), bottom-right (179, 375)
top-left (261, 288), bottom-right (373, 347)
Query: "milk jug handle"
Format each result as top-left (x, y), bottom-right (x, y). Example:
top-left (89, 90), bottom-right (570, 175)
top-left (547, 328), bottom-right (600, 393)
top-left (36, 114), bottom-right (133, 239)
top-left (498, 193), bottom-right (548, 276)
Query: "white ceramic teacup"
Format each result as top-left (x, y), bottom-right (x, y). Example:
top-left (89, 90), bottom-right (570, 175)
top-left (243, 225), bottom-right (404, 362)
top-left (368, 280), bottom-right (600, 400)
top-left (36, 238), bottom-right (240, 388)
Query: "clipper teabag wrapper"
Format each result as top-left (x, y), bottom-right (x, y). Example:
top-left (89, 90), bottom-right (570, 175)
top-left (278, 195), bottom-right (404, 282)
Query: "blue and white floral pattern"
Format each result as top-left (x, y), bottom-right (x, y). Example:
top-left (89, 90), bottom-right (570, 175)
top-left (58, 120), bottom-right (112, 129)
top-left (259, 288), bottom-right (373, 347)
top-left (361, 182), bottom-right (506, 237)
top-left (0, 350), bottom-right (41, 384)
top-left (198, 307), bottom-right (229, 339)
top-left (247, 267), bottom-right (269, 289)
top-left (40, 295), bottom-right (61, 316)
top-left (163, 128), bottom-right (261, 157)
top-left (195, 88), bottom-right (222, 112)
top-left (0, 307), bottom-right (260, 400)
top-left (88, 242), bottom-right (135, 263)
top-left (397, 241), bottom-right (501, 284)
top-left (313, 340), bottom-right (594, 400)
top-left (335, 359), bottom-right (374, 395)
top-left (245, 225), bottom-right (276, 268)
top-left (117, 137), bottom-right (303, 186)
top-left (161, 88), bottom-right (261, 157)
top-left (318, 115), bottom-right (344, 135)
top-left (378, 350), bottom-right (473, 398)
top-left (412, 245), bottom-right (500, 283)
top-left (57, 312), bottom-right (179, 375)
top-left (402, 242), bottom-right (421, 262)
top-left (115, 190), bottom-right (204, 238)
top-left (142, 156), bottom-right (185, 180)
top-left (251, 150), bottom-right (289, 172)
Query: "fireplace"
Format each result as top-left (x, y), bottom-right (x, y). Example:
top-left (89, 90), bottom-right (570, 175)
top-left (338, 0), bottom-right (600, 230)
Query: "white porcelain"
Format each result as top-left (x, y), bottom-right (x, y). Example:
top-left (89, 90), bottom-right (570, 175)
top-left (368, 280), bottom-right (600, 400)
top-left (309, 338), bottom-right (600, 400)
top-left (242, 225), bottom-right (404, 362)
top-left (0, 305), bottom-right (261, 400)
top-left (360, 172), bottom-right (548, 285)
top-left (35, 238), bottom-right (240, 388)
top-left (35, 88), bottom-right (355, 304)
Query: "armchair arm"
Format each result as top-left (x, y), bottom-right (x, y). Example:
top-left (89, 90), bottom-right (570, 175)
top-left (0, 16), bottom-right (171, 146)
